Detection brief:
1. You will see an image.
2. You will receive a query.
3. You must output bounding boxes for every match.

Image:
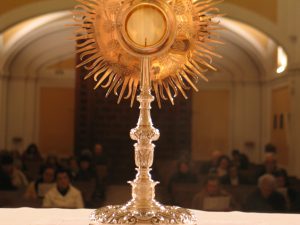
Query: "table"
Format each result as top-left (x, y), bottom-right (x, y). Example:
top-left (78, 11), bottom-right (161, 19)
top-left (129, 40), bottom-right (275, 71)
top-left (0, 208), bottom-right (299, 225)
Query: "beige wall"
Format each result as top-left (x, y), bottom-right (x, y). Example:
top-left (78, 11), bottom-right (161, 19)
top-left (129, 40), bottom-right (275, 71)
top-left (192, 90), bottom-right (230, 160)
top-left (232, 84), bottom-right (263, 163)
top-left (2, 77), bottom-right (75, 154)
top-left (0, 0), bottom-right (38, 15)
top-left (0, 78), bottom-right (8, 149)
top-left (0, 0), bottom-right (278, 23)
top-left (5, 79), bottom-right (36, 151)
top-left (271, 86), bottom-right (290, 166)
top-left (290, 73), bottom-right (300, 177)
top-left (39, 87), bottom-right (75, 157)
top-left (226, 0), bottom-right (278, 23)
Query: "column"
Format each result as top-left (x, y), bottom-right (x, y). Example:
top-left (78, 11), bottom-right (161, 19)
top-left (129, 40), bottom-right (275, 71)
top-left (0, 74), bottom-right (8, 150)
top-left (290, 70), bottom-right (300, 177)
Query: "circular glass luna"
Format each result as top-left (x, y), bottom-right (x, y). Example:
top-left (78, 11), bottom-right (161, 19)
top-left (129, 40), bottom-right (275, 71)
top-left (125, 5), bottom-right (167, 48)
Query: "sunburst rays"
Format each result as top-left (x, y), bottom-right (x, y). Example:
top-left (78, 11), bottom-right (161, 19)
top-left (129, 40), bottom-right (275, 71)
top-left (72, 0), bottom-right (223, 108)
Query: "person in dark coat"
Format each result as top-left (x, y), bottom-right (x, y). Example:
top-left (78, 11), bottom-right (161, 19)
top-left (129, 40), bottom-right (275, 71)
top-left (0, 154), bottom-right (17, 190)
top-left (215, 155), bottom-right (231, 182)
top-left (93, 144), bottom-right (108, 166)
top-left (168, 161), bottom-right (197, 193)
top-left (274, 169), bottom-right (299, 211)
top-left (256, 153), bottom-right (283, 179)
top-left (192, 175), bottom-right (238, 211)
top-left (244, 174), bottom-right (287, 213)
top-left (76, 156), bottom-right (97, 181)
top-left (231, 149), bottom-right (249, 170)
top-left (220, 165), bottom-right (249, 186)
top-left (0, 153), bottom-right (28, 190)
top-left (22, 144), bottom-right (42, 161)
top-left (200, 150), bottom-right (222, 174)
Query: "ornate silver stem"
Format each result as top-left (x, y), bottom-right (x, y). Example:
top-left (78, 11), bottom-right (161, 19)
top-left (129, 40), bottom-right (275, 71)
top-left (128, 57), bottom-right (160, 209)
top-left (89, 58), bottom-right (196, 225)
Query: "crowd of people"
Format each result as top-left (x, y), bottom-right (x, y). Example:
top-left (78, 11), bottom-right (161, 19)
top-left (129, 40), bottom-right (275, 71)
top-left (1, 143), bottom-right (300, 213)
top-left (0, 143), bottom-right (108, 208)
top-left (167, 147), bottom-right (300, 213)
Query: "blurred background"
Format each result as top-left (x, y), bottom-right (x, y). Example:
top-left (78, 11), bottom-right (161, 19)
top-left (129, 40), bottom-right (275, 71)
top-left (1, 0), bottom-right (300, 213)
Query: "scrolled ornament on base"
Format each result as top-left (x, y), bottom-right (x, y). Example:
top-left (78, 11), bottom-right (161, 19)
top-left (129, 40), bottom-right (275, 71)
top-left (90, 58), bottom-right (196, 225)
top-left (90, 205), bottom-right (196, 225)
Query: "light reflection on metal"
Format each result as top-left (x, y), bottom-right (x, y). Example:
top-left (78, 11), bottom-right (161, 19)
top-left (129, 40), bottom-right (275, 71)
top-left (73, 0), bottom-right (223, 108)
top-left (72, 1), bottom-right (222, 225)
top-left (90, 56), bottom-right (197, 225)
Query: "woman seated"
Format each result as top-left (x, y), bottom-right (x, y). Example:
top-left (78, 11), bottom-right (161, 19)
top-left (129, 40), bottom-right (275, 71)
top-left (221, 165), bottom-right (248, 186)
top-left (24, 165), bottom-right (56, 199)
top-left (215, 155), bottom-right (231, 181)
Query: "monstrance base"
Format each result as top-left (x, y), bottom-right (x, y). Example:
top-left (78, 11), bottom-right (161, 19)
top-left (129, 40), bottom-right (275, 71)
top-left (89, 202), bottom-right (196, 225)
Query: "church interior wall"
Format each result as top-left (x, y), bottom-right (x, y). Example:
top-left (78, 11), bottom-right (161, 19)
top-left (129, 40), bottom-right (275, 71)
top-left (1, 0), bottom-right (300, 178)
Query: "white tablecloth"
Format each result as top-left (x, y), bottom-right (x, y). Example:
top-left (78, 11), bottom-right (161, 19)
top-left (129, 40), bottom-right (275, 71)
top-left (0, 208), bottom-right (299, 225)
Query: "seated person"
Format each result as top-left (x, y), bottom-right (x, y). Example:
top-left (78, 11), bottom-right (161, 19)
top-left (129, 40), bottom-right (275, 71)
top-left (231, 149), bottom-right (249, 170)
top-left (43, 168), bottom-right (84, 208)
top-left (12, 150), bottom-right (23, 171)
top-left (22, 144), bottom-right (42, 161)
top-left (0, 153), bottom-right (16, 190)
top-left (44, 155), bottom-right (59, 169)
top-left (274, 169), bottom-right (298, 211)
top-left (290, 192), bottom-right (300, 213)
top-left (0, 153), bottom-right (28, 190)
top-left (68, 156), bottom-right (79, 180)
top-left (221, 165), bottom-right (248, 186)
top-left (256, 153), bottom-right (283, 178)
top-left (192, 175), bottom-right (237, 211)
top-left (24, 165), bottom-right (56, 199)
top-left (76, 155), bottom-right (107, 201)
top-left (215, 155), bottom-right (231, 180)
top-left (168, 161), bottom-right (197, 192)
top-left (244, 174), bottom-right (286, 212)
top-left (264, 143), bottom-right (277, 154)
top-left (93, 144), bottom-right (108, 166)
top-left (200, 150), bottom-right (222, 174)
top-left (76, 156), bottom-right (97, 181)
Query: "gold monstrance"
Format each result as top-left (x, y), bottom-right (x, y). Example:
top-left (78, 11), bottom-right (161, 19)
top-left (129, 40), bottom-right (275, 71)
top-left (72, 0), bottom-right (223, 224)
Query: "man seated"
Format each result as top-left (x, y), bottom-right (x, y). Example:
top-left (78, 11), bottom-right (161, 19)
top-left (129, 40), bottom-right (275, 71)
top-left (0, 153), bottom-right (28, 190)
top-left (43, 168), bottom-right (84, 208)
top-left (168, 161), bottom-right (197, 193)
top-left (256, 153), bottom-right (283, 178)
top-left (200, 150), bottom-right (222, 174)
top-left (24, 165), bottom-right (56, 199)
top-left (244, 174), bottom-right (287, 212)
top-left (76, 156), bottom-right (97, 181)
top-left (93, 144), bottom-right (109, 166)
top-left (192, 175), bottom-right (237, 211)
top-left (221, 165), bottom-right (249, 186)
top-left (231, 149), bottom-right (249, 170)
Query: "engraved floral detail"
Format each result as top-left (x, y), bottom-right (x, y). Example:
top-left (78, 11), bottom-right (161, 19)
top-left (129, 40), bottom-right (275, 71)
top-left (90, 205), bottom-right (196, 225)
top-left (130, 127), bottom-right (160, 142)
